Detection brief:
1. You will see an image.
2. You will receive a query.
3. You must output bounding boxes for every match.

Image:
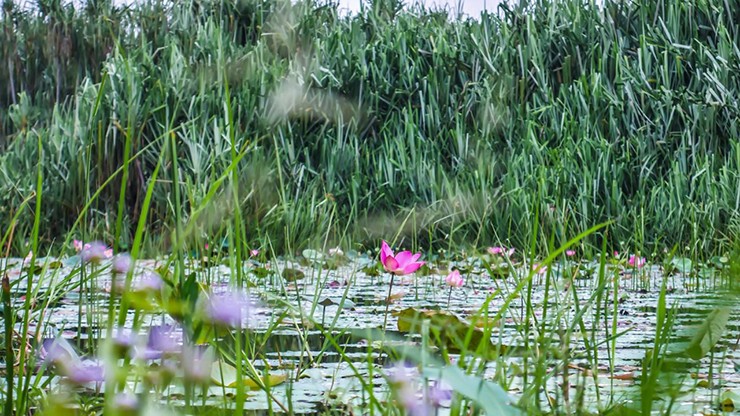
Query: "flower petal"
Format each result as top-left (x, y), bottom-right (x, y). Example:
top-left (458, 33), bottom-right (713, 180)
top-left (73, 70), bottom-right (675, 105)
top-left (383, 256), bottom-right (400, 273)
top-left (381, 241), bottom-right (393, 264)
top-left (394, 251), bottom-right (414, 267)
top-left (399, 261), bottom-right (424, 275)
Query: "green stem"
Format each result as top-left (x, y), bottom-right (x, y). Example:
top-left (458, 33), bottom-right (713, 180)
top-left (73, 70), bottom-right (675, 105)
top-left (382, 273), bottom-right (395, 330)
top-left (3, 275), bottom-right (13, 416)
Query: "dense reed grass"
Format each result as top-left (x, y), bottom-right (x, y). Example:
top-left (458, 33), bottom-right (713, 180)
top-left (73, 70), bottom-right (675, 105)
top-left (1, 0), bottom-right (739, 257)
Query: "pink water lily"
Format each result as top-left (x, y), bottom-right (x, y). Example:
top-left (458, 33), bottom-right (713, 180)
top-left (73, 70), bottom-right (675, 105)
top-left (380, 241), bottom-right (424, 275)
top-left (487, 246), bottom-right (515, 257)
top-left (628, 255), bottom-right (646, 268)
top-left (565, 250), bottom-right (576, 257)
top-left (445, 270), bottom-right (464, 288)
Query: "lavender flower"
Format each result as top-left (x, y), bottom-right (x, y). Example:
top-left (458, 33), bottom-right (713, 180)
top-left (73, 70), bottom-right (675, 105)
top-left (205, 292), bottom-right (253, 328)
top-left (64, 361), bottom-right (105, 385)
top-left (136, 325), bottom-right (181, 360)
top-left (133, 271), bottom-right (163, 292)
top-left (182, 344), bottom-right (215, 384)
top-left (112, 253), bottom-right (133, 275)
top-left (80, 241), bottom-right (110, 264)
top-left (114, 393), bottom-right (139, 414)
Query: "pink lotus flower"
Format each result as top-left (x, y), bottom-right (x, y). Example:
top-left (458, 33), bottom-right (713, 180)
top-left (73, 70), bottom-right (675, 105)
top-left (73, 240), bottom-right (84, 252)
top-left (532, 263), bottom-right (548, 274)
top-left (23, 251), bottom-right (33, 265)
top-left (445, 270), bottom-right (464, 288)
top-left (628, 255), bottom-right (646, 268)
top-left (487, 246), bottom-right (515, 257)
top-left (613, 251), bottom-right (619, 257)
top-left (250, 249), bottom-right (259, 257)
top-left (380, 241), bottom-right (424, 276)
top-left (565, 250), bottom-right (576, 257)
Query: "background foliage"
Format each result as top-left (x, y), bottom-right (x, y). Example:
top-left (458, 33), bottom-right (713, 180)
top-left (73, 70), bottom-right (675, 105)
top-left (1, 0), bottom-right (739, 255)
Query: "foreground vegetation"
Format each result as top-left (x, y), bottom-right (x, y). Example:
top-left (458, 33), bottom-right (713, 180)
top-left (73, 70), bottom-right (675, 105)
top-left (1, 0), bottom-right (739, 257)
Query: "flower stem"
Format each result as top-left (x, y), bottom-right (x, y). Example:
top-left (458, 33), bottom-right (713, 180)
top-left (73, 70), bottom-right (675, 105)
top-left (382, 273), bottom-right (395, 330)
top-left (447, 287), bottom-right (453, 309)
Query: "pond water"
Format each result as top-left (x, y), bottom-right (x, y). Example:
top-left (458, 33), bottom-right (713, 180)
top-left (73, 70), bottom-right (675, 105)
top-left (1, 253), bottom-right (738, 415)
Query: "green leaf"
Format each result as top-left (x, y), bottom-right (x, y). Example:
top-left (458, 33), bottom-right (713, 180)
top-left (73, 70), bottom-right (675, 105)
top-left (282, 268), bottom-right (305, 282)
top-left (210, 360), bottom-right (287, 390)
top-left (719, 389), bottom-right (740, 412)
top-left (670, 257), bottom-right (693, 274)
top-left (301, 249), bottom-right (324, 263)
top-left (684, 307), bottom-right (730, 360)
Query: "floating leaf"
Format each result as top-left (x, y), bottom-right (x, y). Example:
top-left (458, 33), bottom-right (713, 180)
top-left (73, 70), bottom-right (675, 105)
top-left (210, 360), bottom-right (287, 390)
top-left (301, 249), bottom-right (324, 263)
top-left (684, 307), bottom-right (730, 360)
top-left (670, 257), bottom-right (693, 274)
top-left (395, 308), bottom-right (497, 355)
top-left (318, 297), bottom-right (355, 309)
top-left (251, 267), bottom-right (273, 279)
top-left (282, 268), bottom-right (305, 281)
top-left (719, 389), bottom-right (740, 412)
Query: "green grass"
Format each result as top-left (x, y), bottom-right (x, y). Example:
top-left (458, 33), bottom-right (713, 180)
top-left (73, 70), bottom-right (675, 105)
top-left (1, 2), bottom-right (740, 413)
top-left (0, 0), bottom-right (738, 257)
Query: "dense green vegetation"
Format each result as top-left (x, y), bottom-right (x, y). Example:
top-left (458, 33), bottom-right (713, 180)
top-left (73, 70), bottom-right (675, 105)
top-left (1, 0), bottom-right (739, 256)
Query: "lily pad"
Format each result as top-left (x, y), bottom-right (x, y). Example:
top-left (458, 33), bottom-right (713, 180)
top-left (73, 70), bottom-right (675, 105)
top-left (671, 257), bottom-right (693, 274)
top-left (395, 307), bottom-right (496, 355)
top-left (210, 360), bottom-right (288, 390)
top-left (301, 249), bottom-right (324, 263)
top-left (719, 389), bottom-right (740, 412)
top-left (282, 268), bottom-right (305, 282)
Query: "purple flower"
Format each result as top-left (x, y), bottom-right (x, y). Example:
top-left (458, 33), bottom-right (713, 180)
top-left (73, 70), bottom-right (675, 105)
top-left (80, 241), bottom-right (110, 264)
top-left (111, 330), bottom-right (136, 357)
top-left (387, 363), bottom-right (450, 416)
top-left (427, 380), bottom-right (453, 407)
top-left (114, 393), bottom-right (138, 413)
top-left (136, 325), bottom-right (181, 360)
top-left (133, 271), bottom-right (163, 292)
top-left (40, 338), bottom-right (79, 368)
top-left (112, 254), bottom-right (133, 275)
top-left (205, 292), bottom-right (252, 328)
top-left (182, 345), bottom-right (214, 384)
top-left (64, 361), bottom-right (105, 385)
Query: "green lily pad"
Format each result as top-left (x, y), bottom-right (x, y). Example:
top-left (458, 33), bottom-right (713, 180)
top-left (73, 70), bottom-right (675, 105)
top-left (210, 360), bottom-right (287, 389)
top-left (671, 257), bottom-right (693, 274)
top-left (282, 268), bottom-right (305, 282)
top-left (719, 389), bottom-right (740, 412)
top-left (301, 249), bottom-right (324, 263)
